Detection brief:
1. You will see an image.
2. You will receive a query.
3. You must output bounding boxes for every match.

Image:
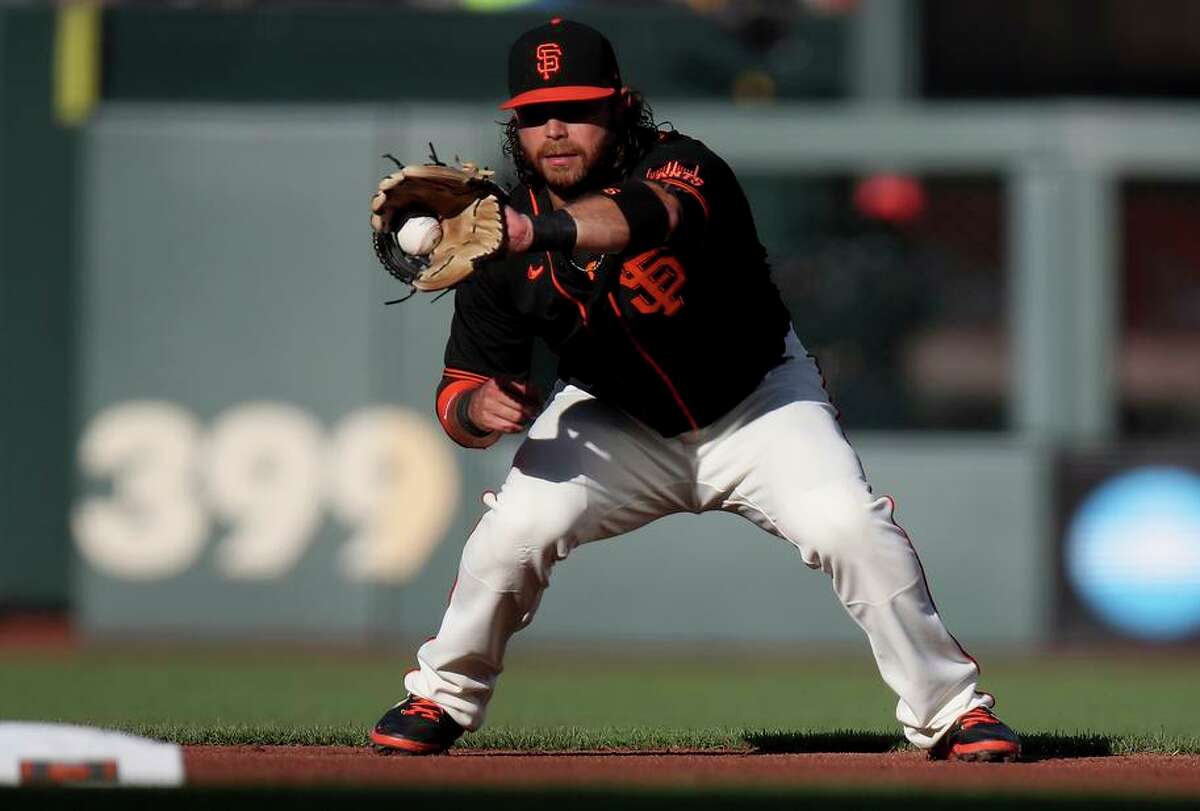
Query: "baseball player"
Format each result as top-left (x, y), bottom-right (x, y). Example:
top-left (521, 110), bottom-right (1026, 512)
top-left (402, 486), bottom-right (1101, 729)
top-left (370, 18), bottom-right (1020, 762)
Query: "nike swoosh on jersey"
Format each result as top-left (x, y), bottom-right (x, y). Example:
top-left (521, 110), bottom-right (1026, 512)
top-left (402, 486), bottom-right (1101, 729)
top-left (527, 263), bottom-right (545, 280)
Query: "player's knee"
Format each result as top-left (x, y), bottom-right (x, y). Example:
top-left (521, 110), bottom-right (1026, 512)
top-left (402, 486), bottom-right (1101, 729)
top-left (784, 481), bottom-right (878, 567)
top-left (460, 497), bottom-right (577, 592)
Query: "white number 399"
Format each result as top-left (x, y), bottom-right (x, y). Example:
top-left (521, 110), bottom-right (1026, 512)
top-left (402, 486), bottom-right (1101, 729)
top-left (71, 401), bottom-right (459, 583)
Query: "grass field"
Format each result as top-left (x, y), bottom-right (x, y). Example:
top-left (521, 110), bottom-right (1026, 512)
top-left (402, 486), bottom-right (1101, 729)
top-left (2, 644), bottom-right (1198, 756)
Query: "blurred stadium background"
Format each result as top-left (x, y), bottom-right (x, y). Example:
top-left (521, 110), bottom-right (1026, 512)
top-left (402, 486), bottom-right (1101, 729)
top-left (3, 0), bottom-right (1200, 733)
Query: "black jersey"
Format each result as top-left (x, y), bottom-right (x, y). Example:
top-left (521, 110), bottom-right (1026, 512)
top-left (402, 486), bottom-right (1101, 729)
top-left (443, 132), bottom-right (792, 437)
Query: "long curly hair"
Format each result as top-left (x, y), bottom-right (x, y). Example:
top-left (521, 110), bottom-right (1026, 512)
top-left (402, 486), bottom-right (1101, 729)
top-left (500, 89), bottom-right (664, 192)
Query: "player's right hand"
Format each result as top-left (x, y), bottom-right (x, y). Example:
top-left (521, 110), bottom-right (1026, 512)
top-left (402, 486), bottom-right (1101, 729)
top-left (467, 378), bottom-right (542, 434)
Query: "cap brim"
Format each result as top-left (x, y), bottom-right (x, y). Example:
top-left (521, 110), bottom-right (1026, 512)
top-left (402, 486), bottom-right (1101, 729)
top-left (499, 86), bottom-right (616, 110)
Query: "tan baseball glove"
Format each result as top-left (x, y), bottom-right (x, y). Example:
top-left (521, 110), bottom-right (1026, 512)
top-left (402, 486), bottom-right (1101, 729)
top-left (370, 155), bottom-right (506, 293)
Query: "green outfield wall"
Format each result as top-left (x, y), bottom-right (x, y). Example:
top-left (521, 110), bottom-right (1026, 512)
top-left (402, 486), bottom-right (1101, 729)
top-left (0, 9), bottom-right (76, 608)
top-left (98, 6), bottom-right (847, 103)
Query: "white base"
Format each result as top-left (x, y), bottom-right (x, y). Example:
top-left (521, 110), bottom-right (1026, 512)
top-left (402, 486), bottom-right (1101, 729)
top-left (0, 722), bottom-right (183, 786)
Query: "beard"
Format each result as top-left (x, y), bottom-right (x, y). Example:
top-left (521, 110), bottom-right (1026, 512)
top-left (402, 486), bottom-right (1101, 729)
top-left (527, 136), bottom-right (615, 198)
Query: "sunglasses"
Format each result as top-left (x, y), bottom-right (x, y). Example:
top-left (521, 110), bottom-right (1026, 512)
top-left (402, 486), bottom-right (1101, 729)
top-left (514, 99), bottom-right (613, 128)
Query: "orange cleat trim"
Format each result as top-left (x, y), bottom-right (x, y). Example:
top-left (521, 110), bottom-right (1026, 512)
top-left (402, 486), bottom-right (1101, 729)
top-left (949, 740), bottom-right (1020, 757)
top-left (369, 730), bottom-right (445, 754)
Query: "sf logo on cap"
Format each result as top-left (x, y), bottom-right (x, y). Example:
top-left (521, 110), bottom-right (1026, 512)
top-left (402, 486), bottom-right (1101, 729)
top-left (535, 43), bottom-right (562, 80)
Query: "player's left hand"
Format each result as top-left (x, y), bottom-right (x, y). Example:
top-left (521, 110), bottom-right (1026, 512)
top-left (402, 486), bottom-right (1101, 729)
top-left (370, 159), bottom-right (506, 292)
top-left (504, 206), bottom-right (534, 254)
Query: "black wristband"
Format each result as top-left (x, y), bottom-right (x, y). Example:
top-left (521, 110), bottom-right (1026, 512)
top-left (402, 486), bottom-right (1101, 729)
top-left (527, 208), bottom-right (578, 253)
top-left (455, 388), bottom-right (492, 437)
top-left (608, 180), bottom-right (671, 255)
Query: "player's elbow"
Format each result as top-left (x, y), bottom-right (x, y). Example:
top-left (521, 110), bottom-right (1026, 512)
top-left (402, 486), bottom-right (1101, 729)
top-left (645, 181), bottom-right (682, 235)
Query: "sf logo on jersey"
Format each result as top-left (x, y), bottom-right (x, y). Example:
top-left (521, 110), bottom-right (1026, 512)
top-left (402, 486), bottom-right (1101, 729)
top-left (620, 249), bottom-right (685, 316)
top-left (536, 43), bottom-right (562, 80)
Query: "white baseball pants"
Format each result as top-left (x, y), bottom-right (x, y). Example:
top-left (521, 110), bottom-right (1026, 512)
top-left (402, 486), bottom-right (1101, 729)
top-left (405, 330), bottom-right (993, 749)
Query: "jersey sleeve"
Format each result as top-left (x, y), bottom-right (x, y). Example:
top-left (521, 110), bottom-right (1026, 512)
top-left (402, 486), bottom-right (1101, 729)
top-left (635, 134), bottom-right (735, 243)
top-left (436, 265), bottom-right (532, 448)
top-left (443, 263), bottom-right (533, 380)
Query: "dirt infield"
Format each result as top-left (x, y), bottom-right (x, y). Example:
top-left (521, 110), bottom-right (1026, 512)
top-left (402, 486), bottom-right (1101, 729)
top-left (185, 747), bottom-right (1200, 798)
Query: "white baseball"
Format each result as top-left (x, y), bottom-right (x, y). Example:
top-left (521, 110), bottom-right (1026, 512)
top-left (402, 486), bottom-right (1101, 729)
top-left (396, 216), bottom-right (442, 255)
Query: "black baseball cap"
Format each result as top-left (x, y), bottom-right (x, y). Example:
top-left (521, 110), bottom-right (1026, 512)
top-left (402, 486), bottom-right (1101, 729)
top-left (499, 18), bottom-right (622, 110)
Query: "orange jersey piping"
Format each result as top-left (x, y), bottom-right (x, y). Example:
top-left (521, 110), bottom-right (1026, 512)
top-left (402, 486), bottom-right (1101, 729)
top-left (443, 367), bottom-right (489, 385)
top-left (606, 292), bottom-right (698, 432)
top-left (657, 176), bottom-right (710, 219)
top-left (529, 188), bottom-right (588, 324)
top-left (886, 495), bottom-right (984, 679)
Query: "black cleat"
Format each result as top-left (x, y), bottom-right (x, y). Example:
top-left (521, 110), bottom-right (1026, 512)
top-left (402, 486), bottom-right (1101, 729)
top-left (369, 695), bottom-right (464, 755)
top-left (929, 706), bottom-right (1021, 762)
